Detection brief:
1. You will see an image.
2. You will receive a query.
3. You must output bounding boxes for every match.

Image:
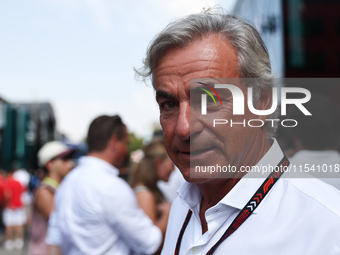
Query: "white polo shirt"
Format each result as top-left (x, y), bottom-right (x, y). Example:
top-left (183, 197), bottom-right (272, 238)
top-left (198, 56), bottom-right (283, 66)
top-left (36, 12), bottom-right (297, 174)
top-left (52, 156), bottom-right (162, 255)
top-left (161, 140), bottom-right (340, 255)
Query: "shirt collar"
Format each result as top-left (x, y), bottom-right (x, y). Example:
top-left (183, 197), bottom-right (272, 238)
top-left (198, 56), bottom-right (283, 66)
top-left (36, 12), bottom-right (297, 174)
top-left (78, 156), bottom-right (119, 176)
top-left (177, 139), bottom-right (284, 214)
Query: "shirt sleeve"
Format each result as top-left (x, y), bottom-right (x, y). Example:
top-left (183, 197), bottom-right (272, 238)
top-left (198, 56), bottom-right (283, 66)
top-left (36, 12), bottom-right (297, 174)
top-left (103, 179), bottom-right (162, 254)
top-left (45, 210), bottom-right (62, 246)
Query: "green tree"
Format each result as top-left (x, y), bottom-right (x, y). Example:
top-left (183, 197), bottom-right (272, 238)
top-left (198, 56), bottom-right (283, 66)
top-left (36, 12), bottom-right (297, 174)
top-left (128, 132), bottom-right (144, 152)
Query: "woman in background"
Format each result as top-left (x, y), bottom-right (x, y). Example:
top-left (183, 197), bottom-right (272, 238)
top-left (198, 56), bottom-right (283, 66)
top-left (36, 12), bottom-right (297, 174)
top-left (130, 138), bottom-right (174, 231)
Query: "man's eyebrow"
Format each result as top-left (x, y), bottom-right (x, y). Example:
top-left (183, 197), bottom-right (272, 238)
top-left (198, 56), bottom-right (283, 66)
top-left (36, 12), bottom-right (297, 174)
top-left (156, 90), bottom-right (175, 103)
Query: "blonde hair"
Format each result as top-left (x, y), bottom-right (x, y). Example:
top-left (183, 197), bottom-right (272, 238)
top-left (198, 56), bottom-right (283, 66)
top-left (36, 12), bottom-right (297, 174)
top-left (129, 138), bottom-right (168, 204)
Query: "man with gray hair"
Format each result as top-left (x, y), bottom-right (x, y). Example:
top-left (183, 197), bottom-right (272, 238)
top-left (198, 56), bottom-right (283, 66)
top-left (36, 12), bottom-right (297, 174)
top-left (137, 7), bottom-right (340, 255)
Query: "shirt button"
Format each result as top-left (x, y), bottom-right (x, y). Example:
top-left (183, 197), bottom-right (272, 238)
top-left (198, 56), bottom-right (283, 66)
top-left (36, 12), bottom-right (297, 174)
top-left (191, 246), bottom-right (198, 254)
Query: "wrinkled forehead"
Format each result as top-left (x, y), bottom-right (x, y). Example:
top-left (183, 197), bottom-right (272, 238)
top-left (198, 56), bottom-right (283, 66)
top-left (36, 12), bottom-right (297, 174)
top-left (153, 34), bottom-right (240, 87)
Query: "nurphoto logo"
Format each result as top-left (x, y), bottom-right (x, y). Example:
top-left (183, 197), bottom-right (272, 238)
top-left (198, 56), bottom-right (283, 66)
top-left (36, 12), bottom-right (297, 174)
top-left (198, 81), bottom-right (312, 128)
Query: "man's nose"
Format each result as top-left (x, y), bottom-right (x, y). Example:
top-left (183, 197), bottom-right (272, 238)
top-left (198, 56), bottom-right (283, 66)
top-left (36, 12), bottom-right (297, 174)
top-left (175, 102), bottom-right (190, 141)
top-left (175, 102), bottom-right (203, 140)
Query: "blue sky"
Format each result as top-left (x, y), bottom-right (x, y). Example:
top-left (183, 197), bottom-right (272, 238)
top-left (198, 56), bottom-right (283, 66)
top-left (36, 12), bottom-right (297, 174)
top-left (0, 0), bottom-right (236, 142)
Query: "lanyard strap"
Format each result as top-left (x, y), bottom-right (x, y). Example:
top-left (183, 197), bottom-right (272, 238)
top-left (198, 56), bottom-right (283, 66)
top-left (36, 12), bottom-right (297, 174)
top-left (174, 156), bottom-right (290, 255)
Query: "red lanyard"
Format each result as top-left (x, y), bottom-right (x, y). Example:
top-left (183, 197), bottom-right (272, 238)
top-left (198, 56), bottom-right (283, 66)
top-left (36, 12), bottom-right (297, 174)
top-left (174, 156), bottom-right (290, 255)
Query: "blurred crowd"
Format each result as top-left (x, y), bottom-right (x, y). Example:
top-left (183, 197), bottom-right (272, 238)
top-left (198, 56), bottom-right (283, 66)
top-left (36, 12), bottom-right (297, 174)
top-left (0, 115), bottom-right (185, 255)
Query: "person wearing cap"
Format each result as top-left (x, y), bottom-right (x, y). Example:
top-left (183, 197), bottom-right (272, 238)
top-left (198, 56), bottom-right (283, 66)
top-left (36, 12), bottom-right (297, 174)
top-left (29, 141), bottom-right (74, 255)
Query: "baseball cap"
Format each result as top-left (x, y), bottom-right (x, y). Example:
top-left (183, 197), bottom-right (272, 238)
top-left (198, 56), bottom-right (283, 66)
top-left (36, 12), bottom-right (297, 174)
top-left (38, 141), bottom-right (75, 168)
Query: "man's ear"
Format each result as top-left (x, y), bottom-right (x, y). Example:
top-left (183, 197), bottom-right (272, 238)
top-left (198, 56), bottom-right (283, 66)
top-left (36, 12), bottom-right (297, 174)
top-left (108, 134), bottom-right (119, 152)
top-left (45, 161), bottom-right (53, 173)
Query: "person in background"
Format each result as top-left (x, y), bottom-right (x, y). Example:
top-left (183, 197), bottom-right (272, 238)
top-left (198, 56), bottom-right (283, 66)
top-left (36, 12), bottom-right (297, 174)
top-left (130, 138), bottom-right (173, 235)
top-left (13, 167), bottom-right (31, 209)
top-left (157, 166), bottom-right (185, 203)
top-left (47, 115), bottom-right (167, 255)
top-left (2, 168), bottom-right (26, 250)
top-left (12, 162), bottom-right (32, 231)
top-left (29, 141), bottom-right (74, 255)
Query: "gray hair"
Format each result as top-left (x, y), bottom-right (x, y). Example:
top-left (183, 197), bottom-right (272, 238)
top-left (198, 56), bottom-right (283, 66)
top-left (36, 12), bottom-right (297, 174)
top-left (136, 7), bottom-right (277, 139)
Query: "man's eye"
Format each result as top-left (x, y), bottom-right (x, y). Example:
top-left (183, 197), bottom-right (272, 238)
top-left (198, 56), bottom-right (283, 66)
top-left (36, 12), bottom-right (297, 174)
top-left (207, 95), bottom-right (216, 103)
top-left (160, 101), bottom-right (176, 110)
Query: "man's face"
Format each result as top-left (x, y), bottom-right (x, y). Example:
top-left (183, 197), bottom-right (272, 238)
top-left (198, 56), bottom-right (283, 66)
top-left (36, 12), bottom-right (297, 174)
top-left (50, 157), bottom-right (74, 181)
top-left (154, 35), bottom-right (268, 183)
